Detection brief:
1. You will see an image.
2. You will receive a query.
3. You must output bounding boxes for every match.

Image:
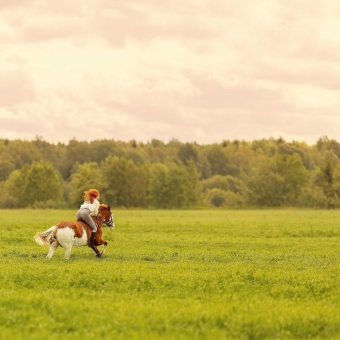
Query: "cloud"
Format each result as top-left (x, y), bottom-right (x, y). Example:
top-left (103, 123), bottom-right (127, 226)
top-left (0, 71), bottom-right (36, 106)
top-left (1, 0), bottom-right (219, 46)
top-left (0, 0), bottom-right (32, 10)
top-left (1, 0), bottom-right (340, 145)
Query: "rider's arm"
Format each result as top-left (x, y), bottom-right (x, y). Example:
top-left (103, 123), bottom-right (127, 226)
top-left (92, 199), bottom-right (100, 216)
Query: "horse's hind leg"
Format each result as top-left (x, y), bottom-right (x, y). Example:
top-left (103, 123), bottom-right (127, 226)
top-left (64, 244), bottom-right (73, 260)
top-left (47, 242), bottom-right (58, 259)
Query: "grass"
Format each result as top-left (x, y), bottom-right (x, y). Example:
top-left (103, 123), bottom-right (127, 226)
top-left (1, 209), bottom-right (340, 339)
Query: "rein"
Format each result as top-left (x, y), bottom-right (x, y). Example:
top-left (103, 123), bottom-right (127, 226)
top-left (93, 209), bottom-right (112, 228)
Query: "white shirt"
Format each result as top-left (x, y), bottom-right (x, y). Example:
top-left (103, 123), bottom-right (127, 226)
top-left (80, 199), bottom-right (100, 216)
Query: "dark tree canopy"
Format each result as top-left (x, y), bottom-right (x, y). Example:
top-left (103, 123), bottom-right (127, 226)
top-left (1, 136), bottom-right (339, 208)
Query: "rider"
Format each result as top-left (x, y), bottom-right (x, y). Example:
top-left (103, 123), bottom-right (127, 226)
top-left (76, 189), bottom-right (100, 248)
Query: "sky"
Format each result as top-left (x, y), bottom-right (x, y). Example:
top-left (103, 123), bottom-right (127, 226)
top-left (1, 0), bottom-right (340, 145)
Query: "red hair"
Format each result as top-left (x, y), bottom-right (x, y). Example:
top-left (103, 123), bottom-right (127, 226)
top-left (84, 189), bottom-right (100, 203)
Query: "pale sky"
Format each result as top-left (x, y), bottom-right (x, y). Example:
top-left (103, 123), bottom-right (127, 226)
top-left (1, 0), bottom-right (340, 145)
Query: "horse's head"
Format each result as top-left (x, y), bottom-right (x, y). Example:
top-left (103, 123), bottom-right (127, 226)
top-left (98, 204), bottom-right (115, 230)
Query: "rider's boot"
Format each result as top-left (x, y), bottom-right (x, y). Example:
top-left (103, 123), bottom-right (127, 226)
top-left (88, 232), bottom-right (95, 248)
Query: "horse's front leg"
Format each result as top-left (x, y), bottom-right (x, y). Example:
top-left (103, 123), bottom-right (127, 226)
top-left (89, 244), bottom-right (101, 257)
top-left (101, 243), bottom-right (107, 255)
top-left (95, 239), bottom-right (107, 256)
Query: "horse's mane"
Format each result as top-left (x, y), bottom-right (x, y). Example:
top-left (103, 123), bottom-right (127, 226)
top-left (99, 203), bottom-right (110, 210)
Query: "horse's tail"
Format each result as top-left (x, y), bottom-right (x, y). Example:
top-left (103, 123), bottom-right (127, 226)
top-left (34, 226), bottom-right (58, 246)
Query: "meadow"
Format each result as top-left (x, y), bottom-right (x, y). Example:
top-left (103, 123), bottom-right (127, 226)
top-left (1, 209), bottom-right (340, 340)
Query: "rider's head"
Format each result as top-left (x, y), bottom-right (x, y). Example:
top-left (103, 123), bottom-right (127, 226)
top-left (84, 189), bottom-right (100, 203)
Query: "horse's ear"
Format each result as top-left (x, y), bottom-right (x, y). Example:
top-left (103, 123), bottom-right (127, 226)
top-left (107, 205), bottom-right (111, 210)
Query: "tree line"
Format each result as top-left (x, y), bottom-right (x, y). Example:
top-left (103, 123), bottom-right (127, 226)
top-left (0, 135), bottom-right (339, 209)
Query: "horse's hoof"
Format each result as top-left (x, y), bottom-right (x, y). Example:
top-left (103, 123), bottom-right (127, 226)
top-left (96, 253), bottom-right (102, 258)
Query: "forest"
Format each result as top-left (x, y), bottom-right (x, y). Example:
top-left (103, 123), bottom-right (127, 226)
top-left (0, 135), bottom-right (339, 209)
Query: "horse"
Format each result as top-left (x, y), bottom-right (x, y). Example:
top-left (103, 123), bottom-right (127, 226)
top-left (34, 204), bottom-right (115, 259)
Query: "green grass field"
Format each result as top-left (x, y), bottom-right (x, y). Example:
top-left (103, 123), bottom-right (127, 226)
top-left (1, 209), bottom-right (340, 340)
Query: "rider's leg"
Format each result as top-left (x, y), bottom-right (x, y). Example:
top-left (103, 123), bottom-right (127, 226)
top-left (76, 209), bottom-right (97, 247)
top-left (88, 231), bottom-right (96, 247)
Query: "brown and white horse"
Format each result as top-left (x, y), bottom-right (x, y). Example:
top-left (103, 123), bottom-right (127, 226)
top-left (34, 204), bottom-right (115, 259)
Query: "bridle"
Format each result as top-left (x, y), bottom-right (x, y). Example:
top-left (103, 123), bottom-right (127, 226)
top-left (94, 208), bottom-right (114, 228)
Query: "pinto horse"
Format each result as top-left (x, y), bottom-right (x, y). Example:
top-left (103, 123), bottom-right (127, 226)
top-left (34, 204), bottom-right (115, 259)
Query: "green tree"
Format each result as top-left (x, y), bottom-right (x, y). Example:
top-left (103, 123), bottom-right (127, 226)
top-left (5, 139), bottom-right (42, 169)
top-left (246, 153), bottom-right (308, 206)
top-left (278, 140), bottom-right (313, 170)
top-left (148, 162), bottom-right (201, 208)
top-left (148, 163), bottom-right (168, 208)
top-left (205, 188), bottom-right (227, 207)
top-left (196, 154), bottom-right (212, 179)
top-left (88, 139), bottom-right (121, 164)
top-left (3, 167), bottom-right (28, 207)
top-left (0, 157), bottom-right (15, 181)
top-left (69, 162), bottom-right (101, 207)
top-left (177, 143), bottom-right (198, 166)
top-left (183, 161), bottom-right (202, 207)
top-left (246, 159), bottom-right (285, 206)
top-left (165, 164), bottom-right (188, 208)
top-left (3, 161), bottom-right (64, 208)
top-left (313, 153), bottom-right (340, 207)
top-left (317, 136), bottom-right (340, 158)
top-left (100, 156), bottom-right (148, 207)
top-left (297, 185), bottom-right (328, 208)
top-left (205, 145), bottom-right (236, 176)
top-left (202, 175), bottom-right (243, 193)
top-left (275, 153), bottom-right (309, 205)
top-left (205, 188), bottom-right (244, 207)
top-left (22, 161), bottom-right (64, 207)
top-left (61, 139), bottom-right (92, 179)
top-left (32, 136), bottom-right (67, 177)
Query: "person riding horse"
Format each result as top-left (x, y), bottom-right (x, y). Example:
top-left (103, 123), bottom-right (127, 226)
top-left (76, 189), bottom-right (101, 248)
top-left (34, 203), bottom-right (114, 259)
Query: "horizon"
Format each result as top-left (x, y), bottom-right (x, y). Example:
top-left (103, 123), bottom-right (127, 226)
top-left (0, 134), bottom-right (333, 147)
